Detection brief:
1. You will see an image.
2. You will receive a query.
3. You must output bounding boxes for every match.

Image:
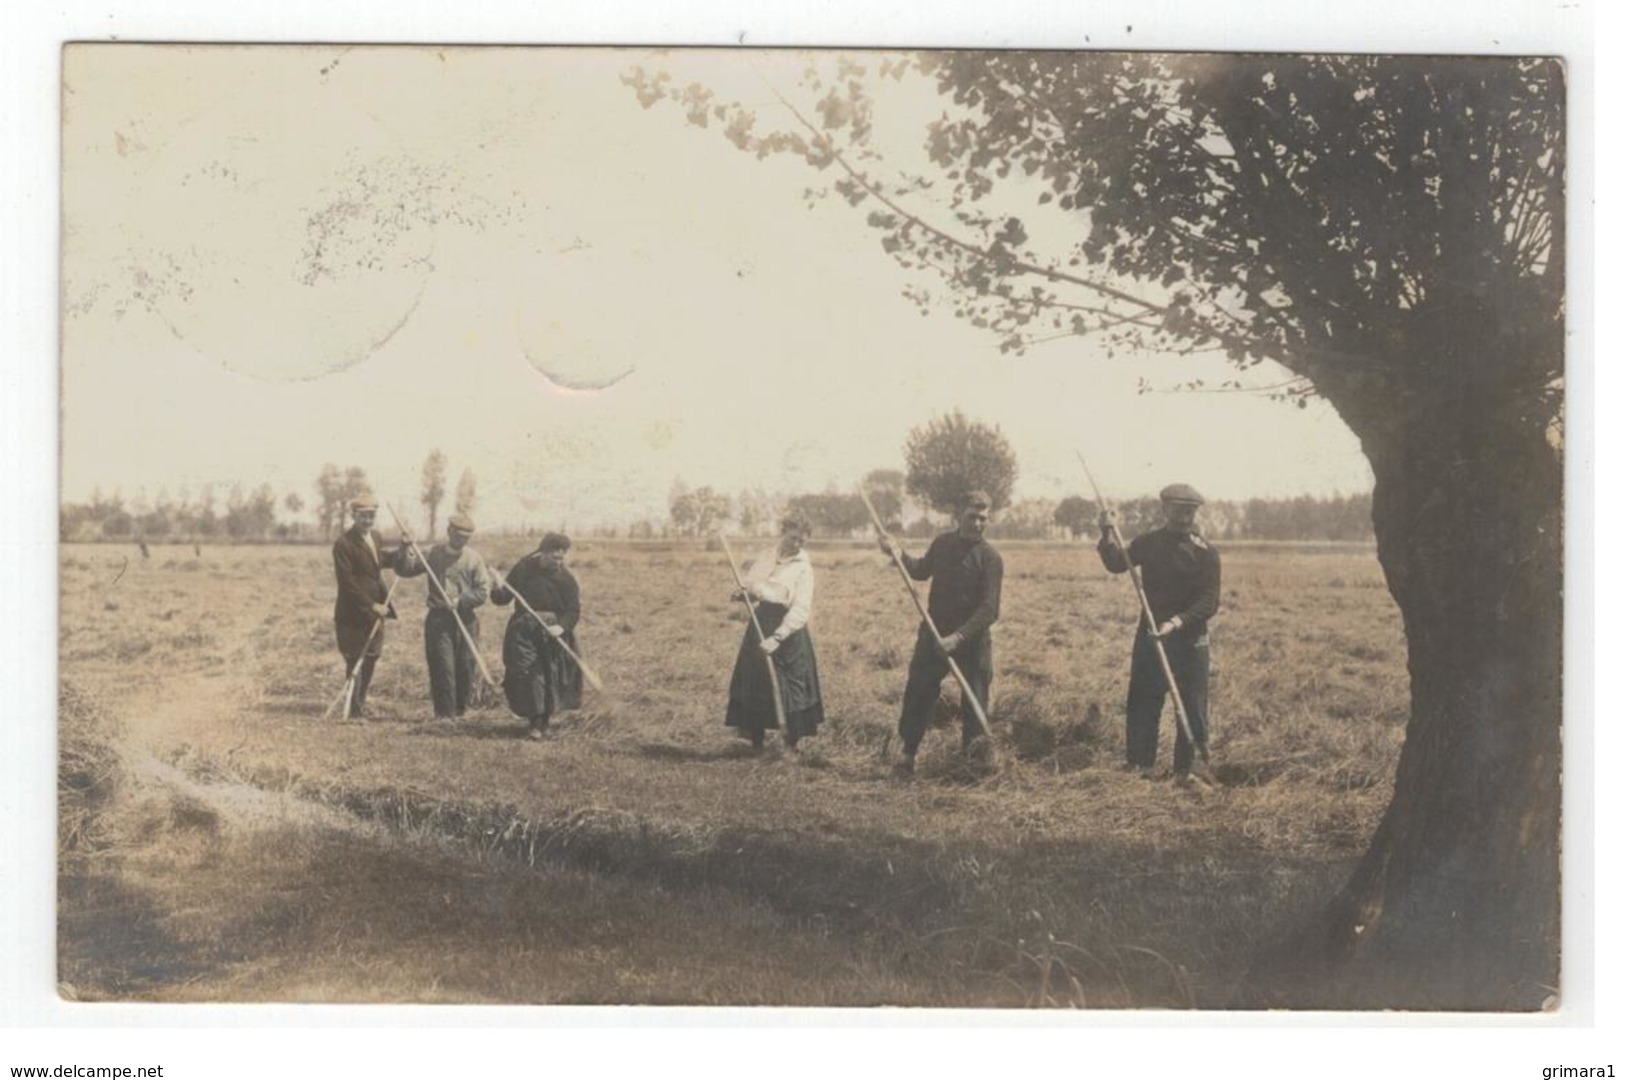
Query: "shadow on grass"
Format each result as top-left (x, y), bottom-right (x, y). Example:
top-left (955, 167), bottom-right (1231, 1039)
top-left (635, 741), bottom-right (762, 764)
top-left (59, 862), bottom-right (219, 999)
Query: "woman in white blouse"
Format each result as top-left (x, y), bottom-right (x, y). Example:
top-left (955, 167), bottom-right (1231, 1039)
top-left (724, 510), bottom-right (825, 750)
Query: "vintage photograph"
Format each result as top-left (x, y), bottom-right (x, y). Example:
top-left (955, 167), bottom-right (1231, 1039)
top-left (57, 44), bottom-right (1564, 1011)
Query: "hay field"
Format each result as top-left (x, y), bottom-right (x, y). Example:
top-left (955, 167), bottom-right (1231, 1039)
top-left (57, 537), bottom-right (1406, 1007)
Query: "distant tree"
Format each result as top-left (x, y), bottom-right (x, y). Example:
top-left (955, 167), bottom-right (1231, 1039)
top-left (224, 483), bottom-right (278, 540)
top-left (1052, 495), bottom-right (1097, 539)
top-left (669, 485), bottom-right (732, 538)
top-left (342, 466), bottom-right (371, 508)
top-left (735, 487), bottom-right (778, 537)
top-left (861, 468), bottom-right (908, 530)
top-left (786, 491), bottom-right (869, 538)
top-left (989, 497), bottom-right (1059, 539)
top-left (420, 448), bottom-right (448, 536)
top-left (454, 467), bottom-right (478, 520)
top-left (314, 464), bottom-right (345, 539)
top-left (902, 410), bottom-right (1018, 515)
top-left (100, 491), bottom-right (133, 538)
top-left (692, 487), bottom-right (732, 537)
top-left (279, 492), bottom-right (303, 539)
top-left (195, 484), bottom-right (221, 538)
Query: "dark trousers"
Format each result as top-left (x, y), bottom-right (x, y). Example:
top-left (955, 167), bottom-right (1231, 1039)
top-left (897, 624), bottom-right (993, 755)
top-left (336, 616), bottom-right (385, 717)
top-left (1126, 627), bottom-right (1210, 772)
top-left (424, 607), bottom-right (480, 718)
top-left (346, 654), bottom-right (378, 716)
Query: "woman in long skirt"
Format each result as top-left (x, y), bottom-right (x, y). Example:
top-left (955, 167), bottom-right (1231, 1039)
top-left (725, 511), bottom-right (824, 750)
top-left (493, 532), bottom-right (583, 738)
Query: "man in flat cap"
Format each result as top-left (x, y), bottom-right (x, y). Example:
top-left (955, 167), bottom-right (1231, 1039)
top-left (396, 512), bottom-right (492, 721)
top-left (331, 493), bottom-right (404, 719)
top-left (1098, 483), bottom-right (1221, 784)
top-left (493, 532), bottom-right (584, 739)
top-left (878, 490), bottom-right (1004, 775)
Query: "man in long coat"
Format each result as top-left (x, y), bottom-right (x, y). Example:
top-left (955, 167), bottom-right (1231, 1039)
top-left (330, 493), bottom-right (402, 719)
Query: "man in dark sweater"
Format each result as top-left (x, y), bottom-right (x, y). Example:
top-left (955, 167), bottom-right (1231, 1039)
top-left (1098, 483), bottom-right (1221, 783)
top-left (879, 491), bottom-right (1004, 774)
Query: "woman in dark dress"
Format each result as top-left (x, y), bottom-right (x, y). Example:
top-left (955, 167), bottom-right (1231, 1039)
top-left (493, 532), bottom-right (582, 738)
top-left (725, 511), bottom-right (824, 750)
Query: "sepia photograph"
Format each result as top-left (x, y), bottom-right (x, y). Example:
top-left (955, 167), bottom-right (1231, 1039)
top-left (51, 34), bottom-right (1572, 1024)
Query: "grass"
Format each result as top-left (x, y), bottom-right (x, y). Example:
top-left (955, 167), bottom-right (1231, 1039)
top-left (57, 538), bottom-right (1405, 1007)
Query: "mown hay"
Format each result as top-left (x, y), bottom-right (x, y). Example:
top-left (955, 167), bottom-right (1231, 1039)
top-left (997, 688), bottom-right (1104, 764)
top-left (59, 681), bottom-right (125, 853)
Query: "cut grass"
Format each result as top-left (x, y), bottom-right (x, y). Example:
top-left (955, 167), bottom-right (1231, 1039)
top-left (58, 540), bottom-right (1404, 1007)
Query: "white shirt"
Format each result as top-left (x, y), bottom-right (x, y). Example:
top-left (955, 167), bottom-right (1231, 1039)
top-left (744, 547), bottom-right (814, 639)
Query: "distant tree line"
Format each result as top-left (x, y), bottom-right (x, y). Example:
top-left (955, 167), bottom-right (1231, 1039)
top-left (653, 483), bottom-right (1373, 543)
top-left (1047, 492), bottom-right (1375, 543)
top-left (60, 483), bottom-right (299, 543)
top-left (63, 463), bottom-right (377, 543)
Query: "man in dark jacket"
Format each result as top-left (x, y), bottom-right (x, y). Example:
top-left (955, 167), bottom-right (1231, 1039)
top-left (1098, 483), bottom-right (1221, 783)
top-left (330, 493), bottom-right (402, 719)
top-left (492, 532), bottom-right (583, 739)
top-left (879, 491), bottom-right (1004, 775)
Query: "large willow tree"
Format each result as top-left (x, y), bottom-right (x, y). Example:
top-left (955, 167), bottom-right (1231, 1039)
top-left (630, 52), bottom-right (1566, 1009)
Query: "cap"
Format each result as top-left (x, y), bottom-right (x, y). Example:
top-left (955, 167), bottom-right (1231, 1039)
top-left (350, 493), bottom-right (380, 512)
top-left (539, 531), bottom-right (571, 553)
top-left (447, 513), bottom-right (476, 533)
top-left (1159, 483), bottom-right (1205, 506)
top-left (960, 490), bottom-right (993, 512)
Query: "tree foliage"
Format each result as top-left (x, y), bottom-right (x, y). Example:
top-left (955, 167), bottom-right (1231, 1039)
top-left (223, 484), bottom-right (279, 540)
top-left (454, 467), bottom-right (479, 519)
top-left (902, 410), bottom-right (1018, 514)
top-left (421, 449), bottom-right (448, 536)
top-left (628, 53), bottom-right (1560, 422)
top-left (785, 491), bottom-right (870, 537)
top-left (1052, 494), bottom-right (1098, 539)
top-left (861, 468), bottom-right (908, 530)
top-left (669, 485), bottom-right (733, 538)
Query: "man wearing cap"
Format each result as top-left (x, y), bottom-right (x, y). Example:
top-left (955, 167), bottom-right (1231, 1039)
top-left (396, 513), bottom-right (493, 721)
top-left (331, 494), bottom-right (404, 719)
top-left (492, 532), bottom-right (583, 739)
top-left (1098, 483), bottom-right (1221, 784)
top-left (878, 490), bottom-right (1004, 775)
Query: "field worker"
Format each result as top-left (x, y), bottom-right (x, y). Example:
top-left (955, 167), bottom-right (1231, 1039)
top-left (1097, 483), bottom-right (1221, 785)
top-left (493, 532), bottom-right (584, 740)
top-left (879, 491), bottom-right (1003, 775)
top-left (725, 510), bottom-right (824, 751)
top-left (396, 513), bottom-right (492, 722)
top-left (330, 493), bottom-right (403, 719)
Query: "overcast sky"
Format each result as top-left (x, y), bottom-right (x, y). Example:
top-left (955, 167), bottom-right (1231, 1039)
top-left (60, 45), bottom-right (1377, 531)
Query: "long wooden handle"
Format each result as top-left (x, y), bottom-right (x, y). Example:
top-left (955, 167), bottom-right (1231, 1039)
top-left (327, 571), bottom-right (405, 722)
top-left (1077, 453), bottom-right (1202, 760)
top-left (718, 534), bottom-right (788, 732)
top-left (492, 566), bottom-right (604, 692)
top-left (858, 486), bottom-right (992, 738)
top-left (1111, 524), bottom-right (1201, 758)
top-left (384, 502), bottom-right (498, 691)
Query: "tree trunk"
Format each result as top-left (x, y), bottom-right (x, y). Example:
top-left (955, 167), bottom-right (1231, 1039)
top-left (1244, 342), bottom-right (1563, 1010)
